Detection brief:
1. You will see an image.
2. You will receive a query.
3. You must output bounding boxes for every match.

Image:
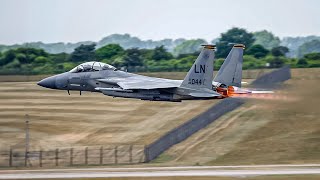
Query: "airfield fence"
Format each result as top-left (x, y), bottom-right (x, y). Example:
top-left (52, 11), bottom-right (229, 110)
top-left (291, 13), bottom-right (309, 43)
top-left (0, 145), bottom-right (145, 167)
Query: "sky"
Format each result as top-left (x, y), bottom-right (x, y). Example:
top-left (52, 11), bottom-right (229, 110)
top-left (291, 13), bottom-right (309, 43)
top-left (0, 0), bottom-right (319, 45)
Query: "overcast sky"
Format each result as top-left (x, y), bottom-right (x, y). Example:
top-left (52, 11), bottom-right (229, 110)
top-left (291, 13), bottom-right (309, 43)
top-left (0, 0), bottom-right (319, 44)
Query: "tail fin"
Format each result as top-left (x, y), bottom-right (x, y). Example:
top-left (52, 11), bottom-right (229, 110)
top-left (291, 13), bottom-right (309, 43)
top-left (180, 45), bottom-right (216, 90)
top-left (214, 44), bottom-right (244, 87)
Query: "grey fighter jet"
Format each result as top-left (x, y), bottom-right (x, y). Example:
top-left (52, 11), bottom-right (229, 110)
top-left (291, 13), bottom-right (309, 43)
top-left (38, 44), bottom-right (262, 101)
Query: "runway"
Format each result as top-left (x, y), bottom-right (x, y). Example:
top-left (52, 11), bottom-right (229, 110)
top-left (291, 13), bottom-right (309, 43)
top-left (1, 164), bottom-right (320, 179)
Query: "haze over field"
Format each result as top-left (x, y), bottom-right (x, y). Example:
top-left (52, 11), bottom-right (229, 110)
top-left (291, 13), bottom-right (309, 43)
top-left (0, 0), bottom-right (319, 44)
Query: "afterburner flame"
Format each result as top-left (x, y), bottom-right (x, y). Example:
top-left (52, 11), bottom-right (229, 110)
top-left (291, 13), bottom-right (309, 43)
top-left (231, 92), bottom-right (293, 101)
top-left (216, 86), bottom-right (235, 97)
top-left (227, 86), bottom-right (235, 97)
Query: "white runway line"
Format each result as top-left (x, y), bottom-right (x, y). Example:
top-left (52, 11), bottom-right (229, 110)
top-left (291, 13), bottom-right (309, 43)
top-left (2, 163), bottom-right (320, 172)
top-left (1, 165), bottom-right (320, 179)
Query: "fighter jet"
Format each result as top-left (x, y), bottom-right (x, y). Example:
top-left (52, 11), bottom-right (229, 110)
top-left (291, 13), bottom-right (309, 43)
top-left (37, 44), bottom-right (265, 102)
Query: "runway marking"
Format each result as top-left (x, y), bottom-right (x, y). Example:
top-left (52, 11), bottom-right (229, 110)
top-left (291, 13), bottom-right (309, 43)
top-left (1, 164), bottom-right (320, 179)
top-left (2, 164), bottom-right (320, 172)
top-left (1, 169), bottom-right (320, 179)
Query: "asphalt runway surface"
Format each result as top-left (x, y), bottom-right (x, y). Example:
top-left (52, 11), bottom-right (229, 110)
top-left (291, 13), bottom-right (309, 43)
top-left (1, 164), bottom-right (320, 179)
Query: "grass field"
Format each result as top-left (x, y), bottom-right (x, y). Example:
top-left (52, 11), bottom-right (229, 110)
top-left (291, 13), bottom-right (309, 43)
top-left (0, 80), bottom-right (217, 151)
top-left (0, 69), bottom-right (270, 151)
top-left (154, 68), bottom-right (320, 165)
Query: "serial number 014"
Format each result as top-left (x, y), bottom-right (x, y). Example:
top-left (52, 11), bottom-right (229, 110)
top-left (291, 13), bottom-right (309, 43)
top-left (188, 78), bottom-right (205, 85)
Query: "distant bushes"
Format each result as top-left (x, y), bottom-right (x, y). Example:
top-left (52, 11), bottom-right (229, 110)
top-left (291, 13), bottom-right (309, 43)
top-left (0, 44), bottom-right (319, 75)
top-left (1, 27), bottom-right (320, 75)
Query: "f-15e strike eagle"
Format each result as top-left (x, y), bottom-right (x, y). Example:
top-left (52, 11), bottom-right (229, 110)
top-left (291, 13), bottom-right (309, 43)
top-left (38, 44), bottom-right (270, 102)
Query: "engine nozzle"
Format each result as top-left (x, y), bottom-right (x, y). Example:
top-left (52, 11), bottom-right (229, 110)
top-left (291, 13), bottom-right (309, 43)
top-left (216, 86), bottom-right (235, 97)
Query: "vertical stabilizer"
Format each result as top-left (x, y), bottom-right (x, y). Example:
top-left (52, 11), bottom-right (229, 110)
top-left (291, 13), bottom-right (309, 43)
top-left (214, 44), bottom-right (244, 87)
top-left (181, 45), bottom-right (216, 90)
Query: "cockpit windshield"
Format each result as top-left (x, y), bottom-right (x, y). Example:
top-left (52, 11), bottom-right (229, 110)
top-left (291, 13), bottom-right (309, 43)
top-left (69, 61), bottom-right (117, 73)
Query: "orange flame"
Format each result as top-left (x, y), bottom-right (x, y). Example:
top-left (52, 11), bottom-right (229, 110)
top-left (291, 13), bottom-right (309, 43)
top-left (231, 92), bottom-right (295, 101)
top-left (227, 86), bottom-right (235, 97)
top-left (217, 86), bottom-right (235, 97)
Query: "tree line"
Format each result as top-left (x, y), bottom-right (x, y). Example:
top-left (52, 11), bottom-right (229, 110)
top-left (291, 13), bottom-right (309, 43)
top-left (0, 28), bottom-right (319, 75)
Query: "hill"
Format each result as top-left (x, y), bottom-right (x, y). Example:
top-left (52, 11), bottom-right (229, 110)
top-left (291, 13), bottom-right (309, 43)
top-left (1, 33), bottom-right (319, 58)
top-left (0, 34), bottom-right (186, 54)
top-left (281, 36), bottom-right (320, 57)
top-left (153, 68), bottom-right (320, 165)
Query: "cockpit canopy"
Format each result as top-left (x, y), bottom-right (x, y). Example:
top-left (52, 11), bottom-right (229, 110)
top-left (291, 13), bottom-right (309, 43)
top-left (69, 61), bottom-right (117, 73)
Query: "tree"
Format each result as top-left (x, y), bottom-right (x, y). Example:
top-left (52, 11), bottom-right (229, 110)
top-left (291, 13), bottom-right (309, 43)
top-left (216, 27), bottom-right (255, 58)
top-left (298, 40), bottom-right (320, 58)
top-left (253, 30), bottom-right (280, 50)
top-left (111, 56), bottom-right (126, 67)
top-left (296, 58), bottom-right (308, 67)
top-left (70, 43), bottom-right (96, 62)
top-left (0, 50), bottom-right (15, 66)
top-left (176, 51), bottom-right (199, 59)
top-left (1, 48), bottom-right (41, 66)
top-left (151, 45), bottom-right (173, 61)
top-left (123, 48), bottom-right (143, 67)
top-left (16, 53), bottom-right (27, 63)
top-left (50, 53), bottom-right (70, 63)
top-left (266, 56), bottom-right (286, 68)
top-left (15, 48), bottom-right (48, 63)
top-left (140, 49), bottom-right (154, 60)
top-left (246, 44), bottom-right (269, 58)
top-left (304, 52), bottom-right (320, 60)
top-left (173, 39), bottom-right (207, 56)
top-left (34, 56), bottom-right (49, 65)
top-left (95, 44), bottom-right (124, 60)
top-left (3, 59), bottom-right (21, 68)
top-left (271, 46), bottom-right (289, 57)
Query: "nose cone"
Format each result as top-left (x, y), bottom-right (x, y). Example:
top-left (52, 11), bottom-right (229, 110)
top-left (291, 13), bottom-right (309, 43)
top-left (37, 76), bottom-right (57, 89)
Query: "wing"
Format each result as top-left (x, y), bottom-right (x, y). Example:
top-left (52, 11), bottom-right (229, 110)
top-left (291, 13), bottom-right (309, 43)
top-left (118, 79), bottom-right (182, 90)
top-left (97, 75), bottom-right (182, 90)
